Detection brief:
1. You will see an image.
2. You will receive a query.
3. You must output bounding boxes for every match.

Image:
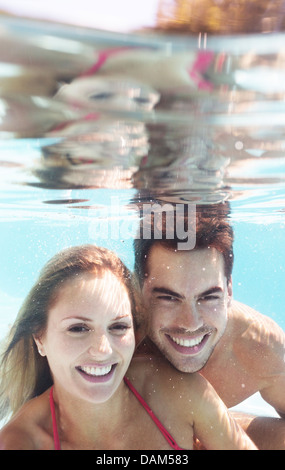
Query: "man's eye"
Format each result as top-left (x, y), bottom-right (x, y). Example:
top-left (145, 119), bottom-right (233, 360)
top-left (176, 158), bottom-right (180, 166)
top-left (133, 96), bottom-right (150, 105)
top-left (200, 295), bottom-right (220, 302)
top-left (157, 295), bottom-right (178, 302)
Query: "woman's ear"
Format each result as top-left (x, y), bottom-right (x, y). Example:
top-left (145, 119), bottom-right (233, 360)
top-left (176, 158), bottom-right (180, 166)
top-left (33, 334), bottom-right (46, 357)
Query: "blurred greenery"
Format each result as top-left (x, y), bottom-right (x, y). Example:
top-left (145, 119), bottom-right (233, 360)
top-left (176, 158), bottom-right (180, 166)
top-left (155, 0), bottom-right (285, 34)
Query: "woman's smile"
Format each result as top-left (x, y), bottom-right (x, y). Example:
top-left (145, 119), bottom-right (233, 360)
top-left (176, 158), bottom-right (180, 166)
top-left (76, 363), bottom-right (117, 383)
top-left (37, 271), bottom-right (135, 403)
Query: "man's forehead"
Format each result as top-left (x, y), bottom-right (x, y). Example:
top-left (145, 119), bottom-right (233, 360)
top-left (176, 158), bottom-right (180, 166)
top-left (143, 244), bottom-right (227, 296)
top-left (146, 243), bottom-right (224, 272)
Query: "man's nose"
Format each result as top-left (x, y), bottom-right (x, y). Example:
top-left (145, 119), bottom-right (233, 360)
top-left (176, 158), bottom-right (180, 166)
top-left (88, 333), bottom-right (112, 357)
top-left (179, 303), bottom-right (204, 331)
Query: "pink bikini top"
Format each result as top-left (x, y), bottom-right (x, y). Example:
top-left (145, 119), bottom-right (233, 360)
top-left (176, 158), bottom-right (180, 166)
top-left (49, 378), bottom-right (184, 451)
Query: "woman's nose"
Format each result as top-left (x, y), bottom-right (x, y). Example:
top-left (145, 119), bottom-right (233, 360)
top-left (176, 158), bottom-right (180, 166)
top-left (88, 334), bottom-right (112, 357)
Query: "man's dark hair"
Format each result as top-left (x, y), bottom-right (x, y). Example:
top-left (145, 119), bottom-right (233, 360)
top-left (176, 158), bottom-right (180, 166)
top-left (134, 202), bottom-right (234, 286)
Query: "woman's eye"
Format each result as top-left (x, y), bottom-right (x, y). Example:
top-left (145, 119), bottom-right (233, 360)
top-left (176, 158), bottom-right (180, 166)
top-left (110, 323), bottom-right (131, 333)
top-left (68, 325), bottom-right (90, 334)
top-left (89, 92), bottom-right (114, 101)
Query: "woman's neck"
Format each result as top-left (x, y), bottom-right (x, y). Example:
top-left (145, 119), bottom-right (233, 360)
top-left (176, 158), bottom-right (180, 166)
top-left (52, 381), bottom-right (131, 449)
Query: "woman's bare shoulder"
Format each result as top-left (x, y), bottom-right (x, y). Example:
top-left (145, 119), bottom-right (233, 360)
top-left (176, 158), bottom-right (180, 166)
top-left (128, 353), bottom-right (207, 409)
top-left (0, 389), bottom-right (53, 450)
top-left (0, 423), bottom-right (35, 450)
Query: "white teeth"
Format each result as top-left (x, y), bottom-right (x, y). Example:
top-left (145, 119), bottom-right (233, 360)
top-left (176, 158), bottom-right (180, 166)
top-left (80, 365), bottom-right (112, 376)
top-left (170, 335), bottom-right (204, 347)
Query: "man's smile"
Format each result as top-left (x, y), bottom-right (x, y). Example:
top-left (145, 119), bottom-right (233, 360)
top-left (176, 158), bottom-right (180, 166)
top-left (165, 332), bottom-right (212, 355)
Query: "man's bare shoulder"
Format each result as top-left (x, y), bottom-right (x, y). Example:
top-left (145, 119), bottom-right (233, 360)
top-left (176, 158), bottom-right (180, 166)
top-left (230, 301), bottom-right (285, 376)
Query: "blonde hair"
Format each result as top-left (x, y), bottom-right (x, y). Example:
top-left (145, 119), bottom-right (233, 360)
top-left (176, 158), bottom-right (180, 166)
top-left (0, 245), bottom-right (137, 420)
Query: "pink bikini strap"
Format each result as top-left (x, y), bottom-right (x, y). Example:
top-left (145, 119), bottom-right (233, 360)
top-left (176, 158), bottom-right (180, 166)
top-left (124, 376), bottom-right (183, 450)
top-left (49, 386), bottom-right (61, 450)
top-left (81, 47), bottom-right (133, 77)
top-left (50, 380), bottom-right (183, 451)
top-left (188, 51), bottom-right (215, 91)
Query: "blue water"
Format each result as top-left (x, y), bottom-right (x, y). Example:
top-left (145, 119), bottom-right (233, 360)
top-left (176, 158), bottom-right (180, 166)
top-left (233, 220), bottom-right (285, 330)
top-left (0, 12), bottom-right (284, 426)
top-left (1, 187), bottom-right (284, 335)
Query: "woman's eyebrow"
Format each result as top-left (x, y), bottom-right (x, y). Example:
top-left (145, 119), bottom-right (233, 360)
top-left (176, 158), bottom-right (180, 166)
top-left (61, 316), bottom-right (92, 323)
top-left (152, 287), bottom-right (185, 299)
top-left (111, 313), bottom-right (132, 321)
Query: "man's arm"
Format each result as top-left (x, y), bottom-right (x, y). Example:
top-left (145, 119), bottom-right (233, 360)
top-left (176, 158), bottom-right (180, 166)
top-left (260, 374), bottom-right (285, 419)
top-left (230, 411), bottom-right (285, 450)
top-left (257, 322), bottom-right (285, 418)
top-left (192, 374), bottom-right (257, 450)
top-left (230, 302), bottom-right (285, 449)
top-left (234, 302), bottom-right (285, 417)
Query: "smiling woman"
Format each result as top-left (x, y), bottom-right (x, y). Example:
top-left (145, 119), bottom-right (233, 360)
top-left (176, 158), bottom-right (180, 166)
top-left (0, 245), bottom-right (137, 413)
top-left (34, 270), bottom-right (135, 404)
top-left (0, 244), bottom-right (256, 450)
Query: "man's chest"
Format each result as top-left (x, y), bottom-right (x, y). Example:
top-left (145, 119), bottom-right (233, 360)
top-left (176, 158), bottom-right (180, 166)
top-left (200, 350), bottom-right (261, 407)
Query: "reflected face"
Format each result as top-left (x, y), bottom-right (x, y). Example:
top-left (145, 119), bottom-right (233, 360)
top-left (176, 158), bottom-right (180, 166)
top-left (142, 245), bottom-right (232, 373)
top-left (58, 77), bottom-right (160, 112)
top-left (35, 271), bottom-right (135, 403)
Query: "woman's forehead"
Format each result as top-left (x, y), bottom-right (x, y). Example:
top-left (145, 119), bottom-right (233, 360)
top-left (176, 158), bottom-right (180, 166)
top-left (48, 270), bottom-right (131, 318)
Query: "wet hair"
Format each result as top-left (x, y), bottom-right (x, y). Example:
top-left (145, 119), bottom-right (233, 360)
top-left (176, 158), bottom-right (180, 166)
top-left (134, 202), bottom-right (234, 286)
top-left (0, 245), bottom-right (137, 420)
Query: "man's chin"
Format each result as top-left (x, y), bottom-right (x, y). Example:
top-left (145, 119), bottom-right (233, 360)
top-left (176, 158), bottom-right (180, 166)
top-left (159, 342), bottom-right (214, 373)
top-left (146, 335), bottom-right (214, 372)
top-left (166, 356), bottom-right (208, 374)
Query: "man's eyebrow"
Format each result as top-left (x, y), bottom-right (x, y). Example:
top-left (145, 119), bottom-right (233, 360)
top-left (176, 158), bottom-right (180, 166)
top-left (152, 286), bottom-right (224, 300)
top-left (152, 287), bottom-right (185, 299)
top-left (199, 287), bottom-right (223, 297)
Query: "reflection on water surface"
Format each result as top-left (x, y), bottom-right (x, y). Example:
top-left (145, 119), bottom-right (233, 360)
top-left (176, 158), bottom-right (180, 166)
top-left (0, 14), bottom-right (284, 210)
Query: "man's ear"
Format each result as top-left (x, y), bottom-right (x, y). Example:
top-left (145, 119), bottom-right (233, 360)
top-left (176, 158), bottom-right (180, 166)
top-left (227, 276), bottom-right (233, 308)
top-left (33, 334), bottom-right (46, 357)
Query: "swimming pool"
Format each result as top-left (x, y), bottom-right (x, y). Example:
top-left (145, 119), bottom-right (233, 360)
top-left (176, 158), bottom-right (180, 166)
top-left (0, 6), bottom-right (284, 423)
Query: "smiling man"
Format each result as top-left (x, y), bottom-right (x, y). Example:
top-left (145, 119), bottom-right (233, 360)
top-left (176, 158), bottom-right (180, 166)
top-left (133, 202), bottom-right (285, 449)
top-left (142, 244), bottom-right (231, 375)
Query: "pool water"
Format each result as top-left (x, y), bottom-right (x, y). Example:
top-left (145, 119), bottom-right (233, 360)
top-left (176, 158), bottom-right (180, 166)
top-left (0, 10), bottom-right (284, 421)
